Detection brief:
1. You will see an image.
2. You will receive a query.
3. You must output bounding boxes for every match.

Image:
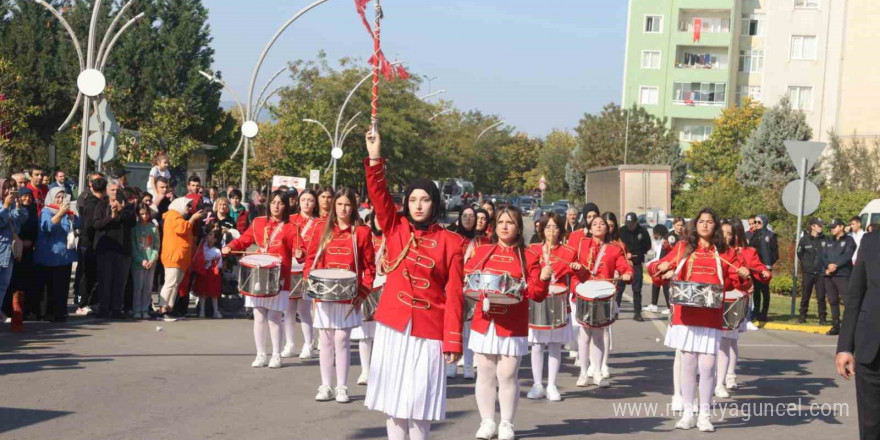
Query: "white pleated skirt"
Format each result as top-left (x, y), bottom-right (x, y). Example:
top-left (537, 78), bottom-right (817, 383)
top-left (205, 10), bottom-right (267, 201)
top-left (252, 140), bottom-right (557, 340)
top-left (352, 321), bottom-right (377, 340)
top-left (314, 301), bottom-right (363, 330)
top-left (528, 321), bottom-right (574, 344)
top-left (245, 290), bottom-right (290, 312)
top-left (365, 322), bottom-right (446, 421)
top-left (469, 321), bottom-right (528, 357)
top-left (664, 324), bottom-right (721, 355)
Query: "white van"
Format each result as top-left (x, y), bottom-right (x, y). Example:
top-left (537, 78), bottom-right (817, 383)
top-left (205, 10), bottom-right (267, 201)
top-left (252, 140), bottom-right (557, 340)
top-left (859, 199), bottom-right (880, 227)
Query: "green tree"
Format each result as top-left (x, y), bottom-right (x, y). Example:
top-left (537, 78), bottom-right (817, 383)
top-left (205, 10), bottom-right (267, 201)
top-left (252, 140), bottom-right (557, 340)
top-left (565, 145), bottom-right (585, 200)
top-left (535, 129), bottom-right (576, 196)
top-left (736, 96), bottom-right (812, 188)
top-left (820, 131), bottom-right (880, 192)
top-left (498, 133), bottom-right (540, 194)
top-left (0, 57), bottom-right (41, 174)
top-left (686, 98), bottom-right (764, 187)
top-left (116, 96), bottom-right (203, 166)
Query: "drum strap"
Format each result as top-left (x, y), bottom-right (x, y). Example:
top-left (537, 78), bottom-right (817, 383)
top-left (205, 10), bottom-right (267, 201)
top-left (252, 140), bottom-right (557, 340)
top-left (310, 227), bottom-right (360, 278)
top-left (590, 244), bottom-right (607, 277)
top-left (301, 217), bottom-right (315, 239)
top-left (260, 221), bottom-right (285, 254)
top-left (464, 238), bottom-right (477, 264)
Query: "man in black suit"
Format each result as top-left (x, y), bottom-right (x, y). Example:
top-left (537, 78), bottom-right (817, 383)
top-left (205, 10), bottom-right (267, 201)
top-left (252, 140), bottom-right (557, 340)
top-left (836, 230), bottom-right (880, 440)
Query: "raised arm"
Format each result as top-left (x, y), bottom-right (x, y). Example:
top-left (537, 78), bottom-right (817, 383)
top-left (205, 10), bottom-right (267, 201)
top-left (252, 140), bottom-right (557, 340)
top-left (363, 131), bottom-right (402, 235)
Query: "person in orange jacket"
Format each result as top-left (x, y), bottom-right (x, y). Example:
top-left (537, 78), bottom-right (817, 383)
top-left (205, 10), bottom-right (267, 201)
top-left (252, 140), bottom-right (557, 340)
top-left (159, 197), bottom-right (203, 321)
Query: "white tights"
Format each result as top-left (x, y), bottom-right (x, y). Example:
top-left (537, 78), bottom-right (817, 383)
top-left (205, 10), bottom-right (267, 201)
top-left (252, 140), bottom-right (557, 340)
top-left (253, 307), bottom-right (283, 355)
top-left (530, 343), bottom-right (562, 387)
top-left (673, 349), bottom-right (682, 397)
top-left (681, 351), bottom-right (716, 414)
top-left (716, 338), bottom-right (738, 385)
top-left (283, 298), bottom-right (314, 349)
top-left (577, 326), bottom-right (606, 376)
top-left (319, 328), bottom-right (352, 387)
top-left (358, 338), bottom-right (373, 377)
top-left (386, 416), bottom-right (432, 440)
top-left (475, 353), bottom-right (521, 422)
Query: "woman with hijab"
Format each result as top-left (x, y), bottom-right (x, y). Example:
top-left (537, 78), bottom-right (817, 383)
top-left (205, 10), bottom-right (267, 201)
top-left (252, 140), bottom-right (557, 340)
top-left (363, 131), bottom-right (467, 440)
top-left (160, 198), bottom-right (204, 321)
top-left (0, 179), bottom-right (27, 323)
top-left (34, 187), bottom-right (79, 322)
top-left (8, 187), bottom-right (38, 320)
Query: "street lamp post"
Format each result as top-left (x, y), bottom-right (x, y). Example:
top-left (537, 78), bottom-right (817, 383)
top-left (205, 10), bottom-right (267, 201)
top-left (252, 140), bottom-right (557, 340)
top-left (419, 89), bottom-right (446, 101)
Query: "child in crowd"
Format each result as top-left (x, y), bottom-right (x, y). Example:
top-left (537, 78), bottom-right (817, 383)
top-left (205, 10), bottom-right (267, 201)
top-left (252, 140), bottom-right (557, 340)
top-left (193, 227), bottom-right (224, 318)
top-left (147, 153), bottom-right (171, 199)
top-left (131, 203), bottom-right (160, 319)
top-left (646, 224), bottom-right (672, 314)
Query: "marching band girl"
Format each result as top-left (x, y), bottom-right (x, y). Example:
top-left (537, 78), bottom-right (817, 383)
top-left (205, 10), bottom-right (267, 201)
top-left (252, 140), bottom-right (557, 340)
top-left (571, 214), bottom-right (633, 388)
top-left (304, 187), bottom-right (375, 404)
top-left (716, 218), bottom-right (770, 398)
top-left (363, 131), bottom-right (467, 440)
top-left (474, 208), bottom-right (491, 239)
top-left (648, 208), bottom-right (749, 432)
top-left (565, 203), bottom-right (599, 363)
top-left (284, 189), bottom-right (321, 359)
top-left (352, 212), bottom-right (385, 386)
top-left (601, 212), bottom-right (629, 379)
top-left (222, 190), bottom-right (303, 369)
top-left (316, 186), bottom-right (334, 220)
top-left (526, 212), bottom-right (576, 401)
top-left (466, 206), bottom-right (552, 440)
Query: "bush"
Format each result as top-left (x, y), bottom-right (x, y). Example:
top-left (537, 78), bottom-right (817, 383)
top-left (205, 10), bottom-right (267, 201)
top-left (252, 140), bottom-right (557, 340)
top-left (770, 275), bottom-right (794, 296)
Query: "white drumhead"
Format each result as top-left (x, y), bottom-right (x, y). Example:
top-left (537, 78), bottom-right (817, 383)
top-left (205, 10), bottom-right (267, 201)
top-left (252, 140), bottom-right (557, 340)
top-left (240, 254), bottom-right (281, 268)
top-left (373, 275), bottom-right (387, 288)
top-left (311, 269), bottom-right (356, 280)
top-left (290, 261), bottom-right (304, 273)
top-left (549, 285), bottom-right (568, 295)
top-left (724, 290), bottom-right (745, 300)
top-left (576, 280), bottom-right (616, 299)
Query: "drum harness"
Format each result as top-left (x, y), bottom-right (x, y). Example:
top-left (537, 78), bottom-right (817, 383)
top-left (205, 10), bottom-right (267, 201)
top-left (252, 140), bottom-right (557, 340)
top-left (470, 244), bottom-right (529, 315)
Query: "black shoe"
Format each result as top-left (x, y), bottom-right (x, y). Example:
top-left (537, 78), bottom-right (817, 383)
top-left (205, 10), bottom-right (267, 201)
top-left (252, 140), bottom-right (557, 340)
top-left (797, 316), bottom-right (806, 324)
top-left (633, 314), bottom-right (644, 322)
top-left (818, 318), bottom-right (828, 326)
top-left (111, 311), bottom-right (126, 320)
top-left (826, 327), bottom-right (840, 336)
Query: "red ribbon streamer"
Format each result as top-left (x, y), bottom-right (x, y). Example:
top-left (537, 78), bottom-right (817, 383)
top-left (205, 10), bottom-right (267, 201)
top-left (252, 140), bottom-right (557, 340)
top-left (355, 0), bottom-right (408, 132)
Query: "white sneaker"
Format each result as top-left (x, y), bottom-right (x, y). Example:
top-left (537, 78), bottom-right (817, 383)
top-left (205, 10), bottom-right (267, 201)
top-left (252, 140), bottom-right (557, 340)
top-left (661, 308), bottom-right (670, 315)
top-left (198, 310), bottom-right (205, 318)
top-left (586, 364), bottom-right (595, 377)
top-left (594, 375), bottom-right (610, 388)
top-left (299, 345), bottom-right (313, 359)
top-left (576, 371), bottom-right (590, 387)
top-left (281, 343), bottom-right (296, 358)
top-left (498, 420), bottom-right (515, 440)
top-left (213, 311), bottom-right (223, 319)
top-left (315, 385), bottom-right (334, 401)
top-left (601, 365), bottom-right (610, 379)
top-left (671, 394), bottom-right (683, 412)
top-left (252, 353), bottom-right (268, 368)
top-left (725, 374), bottom-right (738, 389)
top-left (335, 385), bottom-right (350, 403)
top-left (714, 384), bottom-right (730, 398)
top-left (546, 384), bottom-right (562, 401)
top-left (675, 413), bottom-right (696, 430)
top-left (526, 383), bottom-right (546, 399)
top-left (357, 371), bottom-right (368, 385)
top-left (446, 363), bottom-right (457, 378)
top-left (746, 321), bottom-right (760, 331)
top-left (647, 304), bottom-right (658, 313)
top-left (475, 419), bottom-right (497, 440)
top-left (569, 350), bottom-right (578, 359)
top-left (457, 357), bottom-right (465, 367)
top-left (268, 354), bottom-right (282, 369)
top-left (697, 412), bottom-right (715, 432)
top-left (132, 312), bottom-right (142, 320)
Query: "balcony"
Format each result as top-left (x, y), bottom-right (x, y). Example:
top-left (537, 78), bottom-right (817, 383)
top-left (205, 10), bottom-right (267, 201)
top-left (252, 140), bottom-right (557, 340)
top-left (675, 46), bottom-right (729, 70)
top-left (675, 9), bottom-right (732, 46)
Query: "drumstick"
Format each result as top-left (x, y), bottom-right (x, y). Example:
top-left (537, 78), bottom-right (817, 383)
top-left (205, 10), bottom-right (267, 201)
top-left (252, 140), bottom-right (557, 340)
top-left (228, 251), bottom-right (281, 257)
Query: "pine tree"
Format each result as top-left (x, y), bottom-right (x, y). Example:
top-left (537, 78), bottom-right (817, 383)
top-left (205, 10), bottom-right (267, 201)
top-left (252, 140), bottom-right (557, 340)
top-left (736, 96), bottom-right (812, 188)
top-left (565, 146), bottom-right (585, 200)
top-left (686, 98), bottom-right (764, 188)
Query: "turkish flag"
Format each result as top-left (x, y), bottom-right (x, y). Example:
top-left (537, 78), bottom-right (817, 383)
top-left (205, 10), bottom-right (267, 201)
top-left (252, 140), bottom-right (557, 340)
top-left (693, 18), bottom-right (702, 42)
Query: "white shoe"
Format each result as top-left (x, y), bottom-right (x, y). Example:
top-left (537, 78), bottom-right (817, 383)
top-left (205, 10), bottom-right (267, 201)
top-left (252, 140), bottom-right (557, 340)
top-left (576, 371), bottom-right (590, 387)
top-left (661, 308), bottom-right (670, 315)
top-left (299, 345), bottom-right (313, 359)
top-left (213, 311), bottom-right (223, 319)
top-left (546, 384), bottom-right (562, 401)
top-left (251, 353), bottom-right (268, 368)
top-left (725, 374), bottom-right (738, 389)
top-left (335, 385), bottom-right (351, 403)
top-left (746, 321), bottom-right (760, 331)
top-left (714, 385), bottom-right (729, 398)
top-left (457, 357), bottom-right (465, 367)
top-left (647, 304), bottom-right (658, 313)
top-left (132, 312), bottom-right (142, 320)
top-left (281, 343), bottom-right (296, 358)
top-left (594, 375), bottom-right (610, 388)
top-left (463, 364), bottom-right (476, 379)
top-left (357, 371), bottom-right (368, 385)
top-left (498, 420), bottom-right (515, 440)
top-left (697, 412), bottom-right (715, 432)
top-left (475, 419), bottom-right (497, 440)
top-left (198, 310), bottom-right (205, 318)
top-left (601, 365), bottom-right (610, 379)
top-left (526, 383), bottom-right (546, 399)
top-left (671, 395), bottom-right (683, 412)
top-left (586, 364), bottom-right (595, 377)
top-left (268, 354), bottom-right (282, 369)
top-left (675, 413), bottom-right (696, 430)
top-left (569, 350), bottom-right (578, 359)
top-left (446, 363), bottom-right (457, 378)
top-left (315, 385), bottom-right (334, 401)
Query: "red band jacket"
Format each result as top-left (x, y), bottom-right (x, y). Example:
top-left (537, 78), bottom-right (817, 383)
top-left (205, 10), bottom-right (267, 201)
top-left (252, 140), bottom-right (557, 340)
top-left (365, 158), bottom-right (467, 353)
top-left (527, 243), bottom-right (577, 293)
top-left (227, 217), bottom-right (303, 292)
top-left (303, 222), bottom-right (375, 303)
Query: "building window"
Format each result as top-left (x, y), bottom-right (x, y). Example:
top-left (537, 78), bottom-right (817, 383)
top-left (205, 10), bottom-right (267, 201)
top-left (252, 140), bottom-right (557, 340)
top-left (788, 86), bottom-right (813, 110)
top-left (639, 86), bottom-right (659, 105)
top-left (645, 15), bottom-right (662, 33)
top-left (679, 17), bottom-right (730, 33)
top-left (678, 51), bottom-right (728, 69)
top-left (641, 50), bottom-right (661, 69)
top-left (736, 85), bottom-right (763, 105)
top-left (738, 50), bottom-right (764, 72)
top-left (791, 35), bottom-right (818, 60)
top-left (794, 0), bottom-right (819, 8)
top-left (680, 125), bottom-right (713, 142)
top-left (672, 82), bottom-right (726, 106)
top-left (741, 14), bottom-right (766, 36)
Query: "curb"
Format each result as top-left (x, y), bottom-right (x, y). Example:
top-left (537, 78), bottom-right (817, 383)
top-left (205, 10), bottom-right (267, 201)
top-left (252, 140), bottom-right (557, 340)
top-left (760, 322), bottom-right (832, 334)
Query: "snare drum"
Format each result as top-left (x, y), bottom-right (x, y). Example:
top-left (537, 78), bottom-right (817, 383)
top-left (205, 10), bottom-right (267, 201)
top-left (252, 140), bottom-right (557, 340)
top-left (463, 271), bottom-right (525, 305)
top-left (289, 261), bottom-right (305, 299)
top-left (723, 290), bottom-right (749, 330)
top-left (670, 281), bottom-right (724, 309)
top-left (574, 281), bottom-right (618, 328)
top-left (307, 269), bottom-right (358, 302)
top-left (362, 275), bottom-right (385, 321)
top-left (529, 285), bottom-right (569, 330)
top-left (238, 254), bottom-right (282, 298)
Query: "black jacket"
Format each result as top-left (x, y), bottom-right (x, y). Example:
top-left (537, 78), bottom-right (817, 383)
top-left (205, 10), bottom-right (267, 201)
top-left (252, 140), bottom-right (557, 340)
top-left (820, 234), bottom-right (857, 278)
top-left (797, 232), bottom-right (825, 275)
top-left (93, 199), bottom-right (136, 255)
top-left (619, 225), bottom-right (652, 266)
top-left (77, 192), bottom-right (104, 249)
top-left (837, 231), bottom-right (880, 364)
top-left (748, 228), bottom-right (779, 268)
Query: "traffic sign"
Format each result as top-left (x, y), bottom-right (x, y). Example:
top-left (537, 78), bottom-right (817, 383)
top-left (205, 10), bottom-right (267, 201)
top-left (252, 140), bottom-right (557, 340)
top-left (309, 170), bottom-right (320, 184)
top-left (782, 179), bottom-right (820, 216)
top-left (784, 141), bottom-right (826, 176)
top-left (87, 131), bottom-right (117, 162)
top-left (89, 99), bottom-right (119, 133)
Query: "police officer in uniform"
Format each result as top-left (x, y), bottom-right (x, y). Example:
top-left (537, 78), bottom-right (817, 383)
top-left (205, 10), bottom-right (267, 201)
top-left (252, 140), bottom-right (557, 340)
top-left (619, 212), bottom-right (652, 322)
top-left (797, 218), bottom-right (826, 324)
top-left (820, 218), bottom-right (857, 336)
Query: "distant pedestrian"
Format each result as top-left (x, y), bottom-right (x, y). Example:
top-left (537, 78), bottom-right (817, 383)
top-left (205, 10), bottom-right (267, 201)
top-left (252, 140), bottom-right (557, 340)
top-left (147, 153), bottom-right (171, 199)
top-left (850, 216), bottom-right (865, 264)
top-left (48, 169), bottom-right (73, 195)
top-left (747, 214), bottom-right (778, 322)
top-left (821, 218), bottom-right (856, 336)
top-left (619, 212), bottom-right (651, 322)
top-left (797, 218), bottom-right (826, 324)
top-left (130, 203), bottom-right (159, 319)
top-left (93, 189), bottom-right (136, 319)
top-left (34, 188), bottom-right (79, 322)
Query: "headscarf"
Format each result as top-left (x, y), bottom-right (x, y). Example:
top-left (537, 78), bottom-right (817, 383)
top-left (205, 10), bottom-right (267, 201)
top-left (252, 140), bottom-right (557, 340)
top-left (756, 214), bottom-right (769, 229)
top-left (402, 178), bottom-right (441, 229)
top-left (44, 187), bottom-right (69, 215)
top-left (168, 197), bottom-right (193, 216)
top-left (455, 206), bottom-right (478, 239)
top-left (582, 202), bottom-right (599, 221)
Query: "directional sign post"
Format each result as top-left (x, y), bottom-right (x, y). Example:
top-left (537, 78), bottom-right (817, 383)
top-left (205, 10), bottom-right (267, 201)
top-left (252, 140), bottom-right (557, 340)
top-left (783, 140), bottom-right (826, 318)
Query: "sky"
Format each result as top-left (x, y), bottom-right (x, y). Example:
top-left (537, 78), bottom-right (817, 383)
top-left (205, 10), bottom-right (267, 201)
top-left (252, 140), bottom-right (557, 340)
top-left (204, 0), bottom-right (628, 137)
